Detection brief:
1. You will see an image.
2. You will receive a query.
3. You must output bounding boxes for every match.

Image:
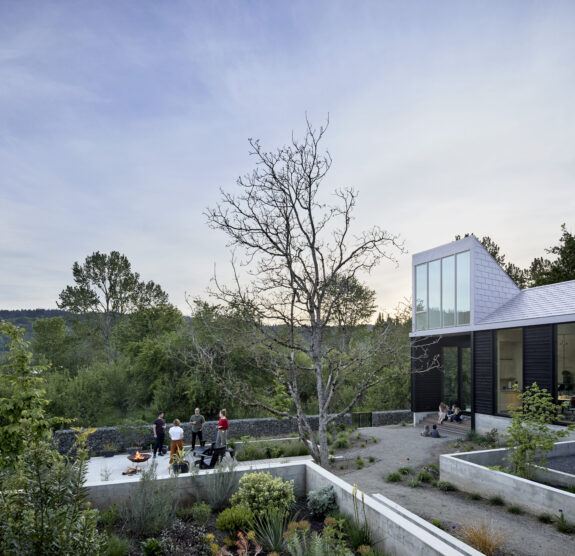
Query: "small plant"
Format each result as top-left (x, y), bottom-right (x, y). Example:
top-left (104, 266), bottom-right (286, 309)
top-left (100, 465), bottom-right (112, 481)
top-left (556, 509), bottom-right (574, 534)
top-left (368, 456), bottom-right (375, 463)
top-left (216, 506), bottom-right (254, 536)
top-left (488, 495), bottom-right (505, 506)
top-left (568, 484), bottom-right (575, 494)
top-left (417, 471), bottom-right (433, 483)
top-left (538, 513), bottom-right (553, 523)
top-left (507, 505), bottom-right (523, 515)
top-left (178, 501), bottom-right (212, 526)
top-left (98, 504), bottom-right (119, 531)
top-left (460, 520), bottom-right (505, 556)
top-left (431, 518), bottom-right (442, 528)
top-left (329, 456), bottom-right (336, 465)
top-left (205, 459), bottom-right (239, 511)
top-left (102, 534), bottom-right (130, 556)
top-left (407, 479), bottom-right (422, 488)
top-left (426, 463), bottom-right (440, 475)
top-left (339, 464), bottom-right (345, 470)
top-left (356, 432), bottom-right (361, 440)
top-left (397, 466), bottom-right (413, 475)
top-left (159, 519), bottom-right (211, 555)
top-left (308, 484), bottom-right (338, 517)
top-left (329, 449), bottom-right (335, 455)
top-left (468, 493), bottom-right (482, 501)
top-left (386, 471), bottom-right (402, 483)
top-left (333, 433), bottom-right (350, 449)
top-left (348, 485), bottom-right (373, 550)
top-left (436, 481), bottom-right (455, 491)
top-left (141, 537), bottom-right (162, 556)
top-left (252, 508), bottom-right (290, 553)
top-left (231, 471), bottom-right (295, 516)
top-left (356, 457), bottom-right (365, 469)
top-left (360, 442), bottom-right (366, 448)
top-left (371, 436), bottom-right (377, 443)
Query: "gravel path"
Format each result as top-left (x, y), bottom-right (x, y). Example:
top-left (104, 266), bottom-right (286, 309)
top-left (330, 424), bottom-right (574, 556)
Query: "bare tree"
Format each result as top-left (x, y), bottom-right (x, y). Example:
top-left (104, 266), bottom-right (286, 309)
top-left (198, 119), bottom-right (406, 466)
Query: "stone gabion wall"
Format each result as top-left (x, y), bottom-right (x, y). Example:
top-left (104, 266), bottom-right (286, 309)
top-left (371, 409), bottom-right (412, 427)
top-left (53, 411), bottom-right (408, 455)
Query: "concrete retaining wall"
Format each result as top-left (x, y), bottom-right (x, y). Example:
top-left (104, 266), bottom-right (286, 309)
top-left (440, 441), bottom-right (575, 516)
top-left (87, 460), bottom-right (478, 556)
top-left (54, 410), bottom-right (411, 455)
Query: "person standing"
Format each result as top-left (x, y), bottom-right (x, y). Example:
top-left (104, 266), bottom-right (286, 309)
top-left (169, 418), bottom-right (184, 464)
top-left (189, 407), bottom-right (205, 450)
top-left (215, 408), bottom-right (229, 448)
top-left (152, 411), bottom-right (166, 457)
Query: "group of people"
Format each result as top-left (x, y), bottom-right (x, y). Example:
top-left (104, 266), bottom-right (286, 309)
top-left (151, 408), bottom-right (229, 464)
top-left (437, 402), bottom-right (463, 424)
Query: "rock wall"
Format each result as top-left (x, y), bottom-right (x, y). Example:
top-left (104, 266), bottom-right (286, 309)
top-left (54, 410), bottom-right (412, 455)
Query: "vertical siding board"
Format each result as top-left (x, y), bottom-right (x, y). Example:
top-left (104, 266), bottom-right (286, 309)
top-left (474, 330), bottom-right (494, 414)
top-left (523, 325), bottom-right (554, 393)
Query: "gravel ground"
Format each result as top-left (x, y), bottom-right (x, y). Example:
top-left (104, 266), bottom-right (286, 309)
top-left (330, 424), bottom-right (575, 556)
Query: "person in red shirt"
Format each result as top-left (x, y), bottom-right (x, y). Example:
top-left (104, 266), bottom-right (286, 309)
top-left (216, 408), bottom-right (229, 448)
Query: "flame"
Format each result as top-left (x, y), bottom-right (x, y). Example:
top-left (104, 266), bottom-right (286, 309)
top-left (133, 450), bottom-right (143, 461)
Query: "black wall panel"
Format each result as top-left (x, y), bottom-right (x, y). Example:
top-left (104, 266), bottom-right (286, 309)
top-left (473, 330), bottom-right (494, 415)
top-left (523, 325), bottom-right (554, 394)
top-left (411, 338), bottom-right (442, 412)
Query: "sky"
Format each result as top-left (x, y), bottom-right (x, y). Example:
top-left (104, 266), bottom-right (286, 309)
top-left (1, 1), bottom-right (574, 318)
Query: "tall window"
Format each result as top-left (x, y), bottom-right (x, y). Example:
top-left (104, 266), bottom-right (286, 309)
top-left (496, 328), bottom-right (522, 414)
top-left (415, 250), bottom-right (471, 331)
top-left (557, 323), bottom-right (575, 423)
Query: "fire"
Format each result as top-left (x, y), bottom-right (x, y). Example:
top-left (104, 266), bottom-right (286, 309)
top-left (133, 450), bottom-right (144, 461)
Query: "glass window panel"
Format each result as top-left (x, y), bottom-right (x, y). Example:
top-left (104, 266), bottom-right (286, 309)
top-left (496, 328), bottom-right (523, 414)
top-left (456, 251), bottom-right (470, 325)
top-left (442, 256), bottom-right (455, 327)
top-left (415, 264), bottom-right (427, 330)
top-left (428, 260), bottom-right (441, 328)
top-left (557, 323), bottom-right (575, 423)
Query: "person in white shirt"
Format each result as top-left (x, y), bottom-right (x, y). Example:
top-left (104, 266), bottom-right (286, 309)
top-left (168, 418), bottom-right (184, 464)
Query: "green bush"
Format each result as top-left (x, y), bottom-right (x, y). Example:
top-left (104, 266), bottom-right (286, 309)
top-left (98, 505), bottom-right (119, 531)
top-left (469, 493), bottom-right (482, 501)
top-left (507, 505), bottom-right (523, 515)
top-left (407, 479), bottom-right (422, 488)
top-left (386, 472), bottom-right (402, 483)
top-left (436, 481), bottom-right (455, 492)
top-left (431, 518), bottom-right (442, 528)
top-left (538, 513), bottom-right (553, 523)
top-left (356, 457), bottom-right (365, 469)
top-left (177, 502), bottom-right (212, 526)
top-left (417, 471), bottom-right (433, 483)
top-left (333, 433), bottom-right (350, 449)
top-left (141, 538), bottom-right (162, 556)
top-left (230, 471), bottom-right (295, 515)
top-left (368, 456), bottom-right (375, 463)
top-left (488, 495), bottom-right (505, 506)
top-left (102, 534), bottom-right (131, 556)
top-left (216, 506), bottom-right (254, 535)
top-left (307, 485), bottom-right (338, 517)
top-left (397, 466), bottom-right (413, 475)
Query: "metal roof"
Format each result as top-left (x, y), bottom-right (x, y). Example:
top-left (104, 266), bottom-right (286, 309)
top-left (479, 279), bottom-right (575, 325)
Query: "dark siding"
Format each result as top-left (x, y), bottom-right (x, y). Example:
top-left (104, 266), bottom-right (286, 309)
top-left (411, 338), bottom-right (442, 412)
top-left (523, 325), bottom-right (554, 394)
top-left (474, 331), bottom-right (494, 415)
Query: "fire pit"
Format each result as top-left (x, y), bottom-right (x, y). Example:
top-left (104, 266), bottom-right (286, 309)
top-left (127, 451), bottom-right (152, 464)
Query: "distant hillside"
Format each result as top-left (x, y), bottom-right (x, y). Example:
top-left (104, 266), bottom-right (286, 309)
top-left (0, 309), bottom-right (70, 349)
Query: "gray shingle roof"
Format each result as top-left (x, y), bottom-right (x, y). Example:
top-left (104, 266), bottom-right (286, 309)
top-left (479, 279), bottom-right (575, 325)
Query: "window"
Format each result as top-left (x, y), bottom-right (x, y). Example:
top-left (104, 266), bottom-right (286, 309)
top-left (557, 323), bottom-right (575, 423)
top-left (496, 328), bottom-right (522, 414)
top-left (414, 250), bottom-right (471, 331)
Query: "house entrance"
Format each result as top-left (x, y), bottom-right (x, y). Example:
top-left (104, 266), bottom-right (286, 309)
top-left (442, 346), bottom-right (471, 412)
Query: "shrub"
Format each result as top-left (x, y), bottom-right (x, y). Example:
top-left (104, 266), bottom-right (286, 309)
top-left (460, 520), bottom-right (506, 556)
top-left (230, 472), bottom-right (295, 515)
top-left (556, 509), bottom-right (574, 534)
top-left (141, 538), bottom-right (162, 556)
top-left (159, 519), bottom-right (211, 555)
top-left (307, 485), bottom-right (338, 517)
top-left (386, 472), bottom-right (402, 483)
top-left (488, 495), bottom-right (505, 506)
top-left (356, 457), bottom-right (365, 469)
top-left (333, 433), bottom-right (350, 449)
top-left (371, 436), bottom-right (377, 443)
top-left (426, 463), bottom-right (440, 476)
top-left (98, 504), bottom-right (119, 531)
top-left (417, 471), bottom-right (433, 483)
top-left (431, 518), bottom-right (442, 528)
top-left (407, 479), bottom-right (422, 488)
top-left (538, 513), bottom-right (553, 523)
top-left (397, 466), bottom-right (413, 475)
top-left (178, 502), bottom-right (212, 526)
top-left (252, 508), bottom-right (291, 552)
top-left (216, 506), bottom-right (254, 535)
top-left (102, 534), bottom-right (130, 556)
top-left (119, 462), bottom-right (178, 536)
top-left (205, 459), bottom-right (239, 511)
top-left (368, 456), bottom-right (375, 463)
top-left (436, 481), bottom-right (456, 491)
top-left (507, 505), bottom-right (523, 515)
top-left (468, 493), bottom-right (482, 501)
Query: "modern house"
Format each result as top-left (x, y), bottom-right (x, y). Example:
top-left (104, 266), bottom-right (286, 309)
top-left (410, 235), bottom-right (575, 432)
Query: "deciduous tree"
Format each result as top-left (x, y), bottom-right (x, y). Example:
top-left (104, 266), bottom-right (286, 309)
top-left (195, 119), bottom-right (406, 466)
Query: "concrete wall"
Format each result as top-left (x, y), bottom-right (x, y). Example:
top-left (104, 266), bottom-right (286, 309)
top-left (87, 460), bottom-right (479, 556)
top-left (475, 412), bottom-right (575, 441)
top-left (54, 411), bottom-right (411, 455)
top-left (440, 442), bottom-right (575, 516)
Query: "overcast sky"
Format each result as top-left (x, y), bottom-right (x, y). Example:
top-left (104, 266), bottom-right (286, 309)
top-left (1, 1), bottom-right (574, 317)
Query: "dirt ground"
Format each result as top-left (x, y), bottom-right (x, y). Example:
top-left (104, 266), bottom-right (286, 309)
top-left (329, 424), bottom-right (574, 556)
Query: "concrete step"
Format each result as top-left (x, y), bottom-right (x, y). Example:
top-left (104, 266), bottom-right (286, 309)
top-left (419, 413), bottom-right (470, 437)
